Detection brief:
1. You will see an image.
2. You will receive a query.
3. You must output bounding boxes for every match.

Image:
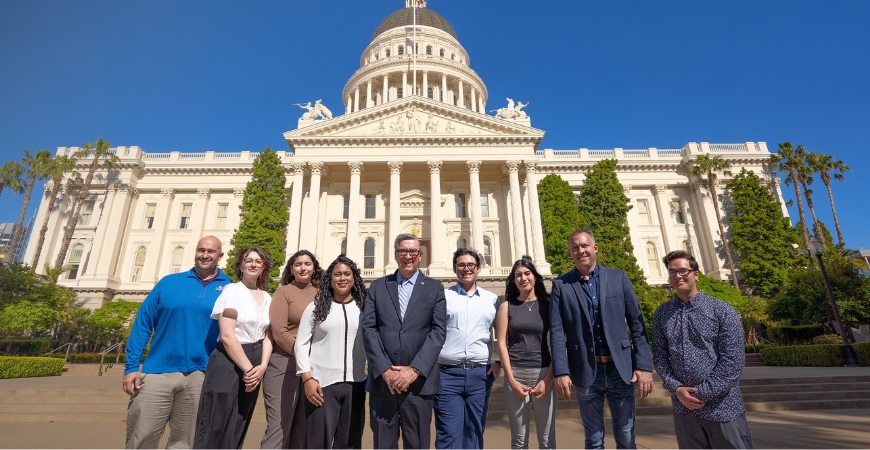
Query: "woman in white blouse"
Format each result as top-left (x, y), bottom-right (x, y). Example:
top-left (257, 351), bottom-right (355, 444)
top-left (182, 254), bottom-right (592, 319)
top-left (295, 255), bottom-right (368, 449)
top-left (194, 247), bottom-right (274, 449)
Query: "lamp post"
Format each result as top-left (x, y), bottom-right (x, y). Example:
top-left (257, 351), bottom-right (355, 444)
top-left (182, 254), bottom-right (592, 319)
top-left (810, 237), bottom-right (858, 366)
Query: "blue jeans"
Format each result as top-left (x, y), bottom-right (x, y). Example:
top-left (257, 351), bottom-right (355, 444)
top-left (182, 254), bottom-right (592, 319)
top-left (434, 365), bottom-right (493, 449)
top-left (575, 362), bottom-right (636, 449)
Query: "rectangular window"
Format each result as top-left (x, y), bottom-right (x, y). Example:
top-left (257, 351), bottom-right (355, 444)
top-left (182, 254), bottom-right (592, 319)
top-left (215, 203), bottom-right (228, 229)
top-left (142, 204), bottom-right (156, 229)
top-left (672, 200), bottom-right (685, 224)
top-left (342, 194), bottom-right (350, 219)
top-left (365, 194), bottom-right (376, 219)
top-left (455, 193), bottom-right (467, 218)
top-left (637, 199), bottom-right (651, 225)
top-left (480, 194), bottom-right (490, 218)
top-left (80, 201), bottom-right (95, 226)
top-left (179, 204), bottom-right (192, 229)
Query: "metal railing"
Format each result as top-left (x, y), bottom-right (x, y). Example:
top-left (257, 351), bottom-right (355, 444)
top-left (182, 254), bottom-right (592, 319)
top-left (45, 343), bottom-right (76, 363)
top-left (98, 342), bottom-right (125, 376)
top-left (748, 331), bottom-right (776, 354)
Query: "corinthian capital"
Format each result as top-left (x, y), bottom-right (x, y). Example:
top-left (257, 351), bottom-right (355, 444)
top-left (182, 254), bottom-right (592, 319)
top-left (466, 160), bottom-right (482, 174)
top-left (505, 161), bottom-right (521, 173)
top-left (522, 160), bottom-right (538, 173)
top-left (308, 161), bottom-right (324, 175)
top-left (348, 161), bottom-right (364, 175)
top-left (388, 161), bottom-right (404, 174)
top-left (427, 160), bottom-right (442, 174)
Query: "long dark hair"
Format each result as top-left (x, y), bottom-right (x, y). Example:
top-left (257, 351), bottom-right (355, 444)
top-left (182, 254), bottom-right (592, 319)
top-left (232, 246), bottom-right (273, 291)
top-left (505, 256), bottom-right (549, 303)
top-left (312, 255), bottom-right (367, 323)
top-left (280, 249), bottom-right (324, 286)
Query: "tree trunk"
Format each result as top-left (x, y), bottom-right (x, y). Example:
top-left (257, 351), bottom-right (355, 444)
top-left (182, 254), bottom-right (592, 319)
top-left (32, 178), bottom-right (62, 267)
top-left (10, 177), bottom-right (36, 261)
top-left (789, 165), bottom-right (813, 268)
top-left (0, 179), bottom-right (5, 197)
top-left (822, 176), bottom-right (845, 247)
top-left (54, 155), bottom-right (98, 268)
top-left (708, 172), bottom-right (740, 290)
top-left (801, 182), bottom-right (825, 247)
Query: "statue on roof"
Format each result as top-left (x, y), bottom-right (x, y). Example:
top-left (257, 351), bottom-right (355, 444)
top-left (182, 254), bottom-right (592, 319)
top-left (406, 0), bottom-right (427, 8)
top-left (492, 97), bottom-right (530, 120)
top-left (296, 100), bottom-right (333, 121)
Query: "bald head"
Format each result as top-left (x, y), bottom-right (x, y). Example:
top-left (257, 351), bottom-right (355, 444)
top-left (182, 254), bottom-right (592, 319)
top-left (194, 236), bottom-right (224, 279)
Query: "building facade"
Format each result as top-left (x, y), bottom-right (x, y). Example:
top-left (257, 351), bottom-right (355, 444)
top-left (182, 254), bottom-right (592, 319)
top-left (22, 1), bottom-right (785, 308)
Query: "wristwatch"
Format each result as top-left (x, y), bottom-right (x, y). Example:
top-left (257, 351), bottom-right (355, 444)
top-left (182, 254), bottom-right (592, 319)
top-left (412, 367), bottom-right (423, 376)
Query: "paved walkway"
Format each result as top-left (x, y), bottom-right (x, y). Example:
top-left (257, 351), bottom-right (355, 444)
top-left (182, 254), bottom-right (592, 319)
top-left (2, 365), bottom-right (869, 448)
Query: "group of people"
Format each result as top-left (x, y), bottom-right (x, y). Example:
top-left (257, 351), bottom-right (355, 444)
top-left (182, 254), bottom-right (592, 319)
top-left (123, 229), bottom-right (753, 449)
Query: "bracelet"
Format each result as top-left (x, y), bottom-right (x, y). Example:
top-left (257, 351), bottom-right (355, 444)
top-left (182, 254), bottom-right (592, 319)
top-left (244, 367), bottom-right (255, 374)
top-left (303, 377), bottom-right (316, 384)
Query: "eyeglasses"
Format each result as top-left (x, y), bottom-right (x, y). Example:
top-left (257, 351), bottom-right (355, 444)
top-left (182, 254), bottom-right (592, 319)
top-left (395, 249), bottom-right (421, 257)
top-left (455, 263), bottom-right (478, 270)
top-left (667, 268), bottom-right (695, 278)
top-left (244, 258), bottom-right (265, 267)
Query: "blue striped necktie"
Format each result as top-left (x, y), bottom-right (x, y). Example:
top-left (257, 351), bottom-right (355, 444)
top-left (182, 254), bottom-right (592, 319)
top-left (399, 279), bottom-right (410, 320)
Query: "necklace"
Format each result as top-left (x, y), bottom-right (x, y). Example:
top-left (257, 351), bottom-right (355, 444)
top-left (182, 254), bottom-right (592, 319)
top-left (525, 298), bottom-right (537, 311)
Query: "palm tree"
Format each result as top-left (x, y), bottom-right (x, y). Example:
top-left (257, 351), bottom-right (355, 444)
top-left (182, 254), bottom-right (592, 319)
top-left (691, 153), bottom-right (740, 290)
top-left (0, 160), bottom-right (25, 197)
top-left (31, 155), bottom-right (79, 268)
top-left (11, 149), bottom-right (53, 261)
top-left (771, 142), bottom-right (813, 266)
top-left (54, 138), bottom-right (119, 268)
top-left (794, 150), bottom-right (825, 248)
top-left (806, 153), bottom-right (850, 247)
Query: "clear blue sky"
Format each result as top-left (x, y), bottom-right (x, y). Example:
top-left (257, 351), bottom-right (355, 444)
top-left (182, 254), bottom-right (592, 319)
top-left (1, 1), bottom-right (868, 250)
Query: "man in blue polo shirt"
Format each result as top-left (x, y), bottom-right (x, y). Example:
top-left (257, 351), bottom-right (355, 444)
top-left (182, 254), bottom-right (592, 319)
top-left (123, 235), bottom-right (230, 449)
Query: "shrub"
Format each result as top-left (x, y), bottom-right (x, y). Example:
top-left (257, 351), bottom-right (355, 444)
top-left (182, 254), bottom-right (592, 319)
top-left (760, 343), bottom-right (870, 366)
top-left (767, 325), bottom-right (826, 345)
top-left (0, 356), bottom-right (65, 378)
top-left (47, 352), bottom-right (126, 363)
top-left (811, 334), bottom-right (842, 345)
top-left (0, 338), bottom-right (51, 356)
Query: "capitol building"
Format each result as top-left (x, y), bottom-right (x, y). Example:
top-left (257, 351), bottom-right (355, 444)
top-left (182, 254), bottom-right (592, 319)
top-left (24, 1), bottom-right (784, 308)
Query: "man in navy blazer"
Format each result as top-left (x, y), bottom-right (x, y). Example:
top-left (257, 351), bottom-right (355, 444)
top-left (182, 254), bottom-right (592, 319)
top-left (362, 233), bottom-right (447, 449)
top-left (550, 229), bottom-right (653, 449)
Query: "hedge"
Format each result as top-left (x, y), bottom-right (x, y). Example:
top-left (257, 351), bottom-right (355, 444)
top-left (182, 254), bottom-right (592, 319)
top-left (47, 352), bottom-right (126, 364)
top-left (766, 325), bottom-right (826, 346)
top-left (0, 356), bottom-right (65, 378)
top-left (0, 339), bottom-right (51, 356)
top-left (760, 343), bottom-right (870, 366)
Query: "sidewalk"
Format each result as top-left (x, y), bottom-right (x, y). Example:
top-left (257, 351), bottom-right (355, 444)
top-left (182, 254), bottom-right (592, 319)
top-left (2, 365), bottom-right (869, 448)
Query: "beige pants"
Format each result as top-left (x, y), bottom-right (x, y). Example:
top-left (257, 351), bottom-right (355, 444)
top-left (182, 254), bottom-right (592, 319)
top-left (125, 371), bottom-right (205, 449)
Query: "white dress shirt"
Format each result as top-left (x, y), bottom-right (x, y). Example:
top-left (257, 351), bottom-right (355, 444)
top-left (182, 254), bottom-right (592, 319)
top-left (211, 282), bottom-right (271, 344)
top-left (295, 300), bottom-right (367, 387)
top-left (438, 284), bottom-right (499, 365)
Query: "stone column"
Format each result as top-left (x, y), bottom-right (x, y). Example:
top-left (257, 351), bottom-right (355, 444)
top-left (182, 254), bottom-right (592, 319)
top-left (387, 161), bottom-right (403, 270)
top-left (150, 188), bottom-right (175, 283)
top-left (470, 88), bottom-right (477, 112)
top-left (688, 181), bottom-right (717, 276)
top-left (441, 74), bottom-right (447, 103)
top-left (194, 187), bottom-right (211, 239)
top-left (653, 184), bottom-right (675, 253)
top-left (305, 162), bottom-right (324, 254)
top-left (505, 161), bottom-right (527, 259)
top-left (85, 184), bottom-right (122, 279)
top-left (422, 71), bottom-right (429, 98)
top-left (287, 162), bottom-right (306, 255)
top-left (346, 162), bottom-right (364, 261)
top-left (366, 79), bottom-right (373, 108)
top-left (458, 79), bottom-right (465, 108)
top-left (382, 74), bottom-right (389, 104)
top-left (478, 96), bottom-right (485, 114)
top-left (353, 87), bottom-right (360, 112)
top-left (402, 71), bottom-right (408, 98)
top-left (346, 96), bottom-right (352, 114)
top-left (466, 161), bottom-right (485, 256)
top-left (523, 160), bottom-right (549, 273)
top-left (428, 160), bottom-right (446, 271)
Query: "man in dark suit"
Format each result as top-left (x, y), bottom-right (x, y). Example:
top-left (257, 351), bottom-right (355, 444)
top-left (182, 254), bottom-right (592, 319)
top-left (550, 229), bottom-right (653, 449)
top-left (362, 233), bottom-right (447, 449)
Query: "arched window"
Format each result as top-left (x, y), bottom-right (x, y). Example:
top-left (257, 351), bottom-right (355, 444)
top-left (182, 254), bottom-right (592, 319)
top-left (398, 46), bottom-right (405, 56)
top-left (426, 45), bottom-right (432, 55)
top-left (132, 246), bottom-right (147, 282)
top-left (646, 242), bottom-right (661, 277)
top-left (456, 237), bottom-right (467, 249)
top-left (385, 48), bottom-right (391, 58)
top-left (427, 88), bottom-right (434, 99)
top-left (483, 237), bottom-right (492, 267)
top-left (340, 238), bottom-right (347, 256)
top-left (170, 247), bottom-right (184, 274)
top-left (439, 48), bottom-right (445, 57)
top-left (451, 53), bottom-right (455, 60)
top-left (68, 244), bottom-right (84, 279)
top-left (682, 239), bottom-right (694, 255)
top-left (364, 238), bottom-right (376, 269)
top-left (397, 88), bottom-right (404, 99)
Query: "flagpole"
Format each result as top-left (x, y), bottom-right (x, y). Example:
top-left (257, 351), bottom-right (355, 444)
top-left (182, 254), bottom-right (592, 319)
top-left (412, 1), bottom-right (417, 97)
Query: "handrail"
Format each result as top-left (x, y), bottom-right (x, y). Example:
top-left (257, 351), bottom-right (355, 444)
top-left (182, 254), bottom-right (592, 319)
top-left (98, 342), bottom-right (125, 376)
top-left (45, 343), bottom-right (75, 363)
top-left (748, 331), bottom-right (776, 354)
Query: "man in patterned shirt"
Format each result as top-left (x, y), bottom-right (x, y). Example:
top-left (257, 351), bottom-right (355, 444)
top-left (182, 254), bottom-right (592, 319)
top-left (652, 250), bottom-right (753, 449)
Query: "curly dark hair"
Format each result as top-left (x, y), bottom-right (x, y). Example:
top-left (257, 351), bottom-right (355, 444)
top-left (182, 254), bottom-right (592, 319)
top-left (312, 255), bottom-right (367, 323)
top-left (232, 247), bottom-right (273, 291)
top-left (505, 256), bottom-right (549, 303)
top-left (279, 249), bottom-right (324, 286)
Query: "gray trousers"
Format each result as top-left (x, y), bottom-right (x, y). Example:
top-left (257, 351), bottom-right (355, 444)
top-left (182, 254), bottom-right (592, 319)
top-left (503, 366), bottom-right (556, 449)
top-left (260, 350), bottom-right (306, 449)
top-left (673, 412), bottom-right (754, 449)
top-left (125, 371), bottom-right (205, 449)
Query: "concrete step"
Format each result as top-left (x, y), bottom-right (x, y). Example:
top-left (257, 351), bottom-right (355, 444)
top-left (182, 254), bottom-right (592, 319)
top-left (745, 354), bottom-right (766, 367)
top-left (740, 381), bottom-right (870, 394)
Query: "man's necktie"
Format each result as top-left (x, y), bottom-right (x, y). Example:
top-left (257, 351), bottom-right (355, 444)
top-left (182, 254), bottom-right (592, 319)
top-left (399, 279), bottom-right (410, 320)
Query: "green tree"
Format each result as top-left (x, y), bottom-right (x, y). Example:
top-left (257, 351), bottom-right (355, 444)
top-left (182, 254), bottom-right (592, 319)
top-left (54, 139), bottom-right (119, 268)
top-left (82, 299), bottom-right (141, 350)
top-left (794, 151), bottom-right (826, 248)
top-left (0, 263), bottom-right (78, 337)
top-left (576, 159), bottom-right (657, 325)
top-left (537, 174), bottom-right (580, 275)
top-left (728, 169), bottom-right (801, 298)
top-left (31, 155), bottom-right (79, 267)
top-left (0, 160), bottom-right (25, 197)
top-left (771, 142), bottom-right (813, 265)
top-left (227, 147), bottom-right (289, 291)
top-left (768, 248), bottom-right (870, 328)
top-left (11, 150), bottom-right (53, 258)
top-left (690, 154), bottom-right (739, 290)
top-left (805, 153), bottom-right (850, 247)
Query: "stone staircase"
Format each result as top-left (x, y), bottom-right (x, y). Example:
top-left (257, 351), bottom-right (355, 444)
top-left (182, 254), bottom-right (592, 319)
top-left (2, 364), bottom-right (870, 423)
top-left (745, 353), bottom-right (766, 367)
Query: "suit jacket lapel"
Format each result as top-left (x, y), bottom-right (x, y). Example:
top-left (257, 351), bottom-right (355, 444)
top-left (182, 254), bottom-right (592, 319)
top-left (404, 273), bottom-right (425, 318)
top-left (569, 269), bottom-right (593, 328)
top-left (387, 272), bottom-right (402, 322)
